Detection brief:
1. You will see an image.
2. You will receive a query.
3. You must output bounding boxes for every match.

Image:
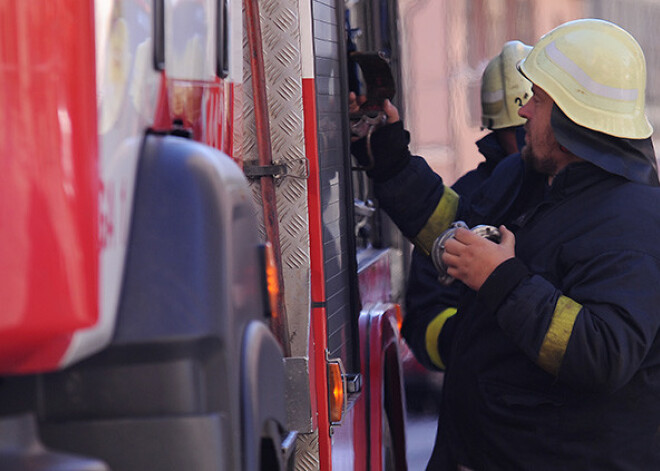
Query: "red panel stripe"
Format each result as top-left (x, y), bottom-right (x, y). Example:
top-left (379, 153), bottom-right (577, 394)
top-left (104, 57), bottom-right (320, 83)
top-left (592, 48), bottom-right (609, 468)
top-left (302, 78), bottom-right (325, 303)
top-left (302, 77), bottom-right (332, 469)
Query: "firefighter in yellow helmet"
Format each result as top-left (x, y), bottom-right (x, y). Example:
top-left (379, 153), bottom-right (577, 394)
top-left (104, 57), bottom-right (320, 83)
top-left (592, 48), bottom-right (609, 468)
top-left (352, 19), bottom-right (660, 470)
top-left (480, 40), bottom-right (532, 144)
top-left (451, 40), bottom-right (532, 195)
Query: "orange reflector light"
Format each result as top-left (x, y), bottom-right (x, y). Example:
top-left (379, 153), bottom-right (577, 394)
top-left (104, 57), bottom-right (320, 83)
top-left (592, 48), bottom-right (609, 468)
top-left (327, 362), bottom-right (344, 424)
top-left (263, 242), bottom-right (280, 319)
top-left (394, 304), bottom-right (403, 332)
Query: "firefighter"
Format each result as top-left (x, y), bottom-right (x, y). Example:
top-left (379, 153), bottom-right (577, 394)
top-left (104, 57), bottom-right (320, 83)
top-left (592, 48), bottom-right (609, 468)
top-left (454, 40), bottom-right (531, 200)
top-left (405, 40), bottom-right (532, 373)
top-left (352, 19), bottom-right (660, 470)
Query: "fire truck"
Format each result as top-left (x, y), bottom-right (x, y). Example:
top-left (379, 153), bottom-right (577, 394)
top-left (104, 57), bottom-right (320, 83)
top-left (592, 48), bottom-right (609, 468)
top-left (0, 0), bottom-right (408, 469)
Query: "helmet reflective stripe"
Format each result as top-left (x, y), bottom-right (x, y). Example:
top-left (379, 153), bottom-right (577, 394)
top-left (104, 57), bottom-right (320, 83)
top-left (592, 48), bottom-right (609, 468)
top-left (481, 40), bottom-right (533, 130)
top-left (481, 89), bottom-right (505, 105)
top-left (519, 19), bottom-right (652, 139)
top-left (545, 41), bottom-right (639, 102)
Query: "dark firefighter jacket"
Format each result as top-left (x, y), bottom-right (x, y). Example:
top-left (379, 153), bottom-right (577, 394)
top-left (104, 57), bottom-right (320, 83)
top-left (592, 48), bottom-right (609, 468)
top-left (405, 130), bottom-right (525, 371)
top-left (451, 128), bottom-right (526, 205)
top-left (353, 110), bottom-right (660, 470)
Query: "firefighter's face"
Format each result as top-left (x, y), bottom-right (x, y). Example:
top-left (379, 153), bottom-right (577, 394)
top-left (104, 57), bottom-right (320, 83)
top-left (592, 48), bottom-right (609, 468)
top-left (518, 85), bottom-right (563, 176)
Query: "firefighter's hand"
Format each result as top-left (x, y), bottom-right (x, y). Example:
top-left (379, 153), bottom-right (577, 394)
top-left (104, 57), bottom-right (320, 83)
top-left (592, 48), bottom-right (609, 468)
top-left (349, 93), bottom-right (400, 123)
top-left (441, 225), bottom-right (515, 291)
top-left (382, 99), bottom-right (399, 123)
top-left (349, 92), bottom-right (410, 181)
top-left (349, 92), bottom-right (366, 115)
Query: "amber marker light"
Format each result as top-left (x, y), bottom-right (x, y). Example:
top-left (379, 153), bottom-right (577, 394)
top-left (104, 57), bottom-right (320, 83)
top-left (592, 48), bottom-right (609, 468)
top-left (258, 242), bottom-right (281, 319)
top-left (264, 243), bottom-right (280, 312)
top-left (394, 304), bottom-right (403, 332)
top-left (327, 361), bottom-right (344, 424)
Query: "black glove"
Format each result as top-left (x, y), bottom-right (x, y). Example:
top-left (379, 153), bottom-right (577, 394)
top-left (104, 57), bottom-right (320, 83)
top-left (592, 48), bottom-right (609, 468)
top-left (350, 121), bottom-right (412, 181)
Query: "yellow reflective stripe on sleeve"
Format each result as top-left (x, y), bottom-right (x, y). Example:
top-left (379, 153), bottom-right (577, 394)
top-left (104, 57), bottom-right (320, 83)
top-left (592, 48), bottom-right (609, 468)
top-left (425, 307), bottom-right (458, 370)
top-left (413, 186), bottom-right (459, 255)
top-left (537, 296), bottom-right (582, 376)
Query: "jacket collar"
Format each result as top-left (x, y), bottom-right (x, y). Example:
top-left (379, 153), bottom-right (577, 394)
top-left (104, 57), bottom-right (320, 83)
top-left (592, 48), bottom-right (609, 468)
top-left (475, 132), bottom-right (508, 163)
top-left (549, 161), bottom-right (616, 197)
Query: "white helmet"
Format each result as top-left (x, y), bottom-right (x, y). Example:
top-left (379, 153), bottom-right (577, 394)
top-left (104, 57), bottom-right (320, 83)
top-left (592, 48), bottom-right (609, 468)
top-left (481, 40), bottom-right (533, 130)
top-left (518, 19), bottom-right (652, 139)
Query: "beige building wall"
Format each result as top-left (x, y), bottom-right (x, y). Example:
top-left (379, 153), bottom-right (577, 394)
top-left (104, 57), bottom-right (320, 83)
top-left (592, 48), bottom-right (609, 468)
top-left (397, 0), bottom-right (585, 183)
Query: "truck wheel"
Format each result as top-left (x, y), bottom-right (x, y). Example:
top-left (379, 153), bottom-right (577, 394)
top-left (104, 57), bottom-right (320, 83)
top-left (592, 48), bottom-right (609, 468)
top-left (382, 413), bottom-right (396, 471)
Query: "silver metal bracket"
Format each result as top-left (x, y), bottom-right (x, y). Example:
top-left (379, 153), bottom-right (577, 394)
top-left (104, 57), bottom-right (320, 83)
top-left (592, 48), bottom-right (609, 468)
top-left (244, 162), bottom-right (288, 178)
top-left (431, 221), bottom-right (501, 285)
top-left (244, 158), bottom-right (309, 181)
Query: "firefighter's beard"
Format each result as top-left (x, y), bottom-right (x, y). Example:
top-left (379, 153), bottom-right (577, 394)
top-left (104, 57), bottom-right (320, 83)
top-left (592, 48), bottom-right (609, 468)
top-left (521, 142), bottom-right (560, 177)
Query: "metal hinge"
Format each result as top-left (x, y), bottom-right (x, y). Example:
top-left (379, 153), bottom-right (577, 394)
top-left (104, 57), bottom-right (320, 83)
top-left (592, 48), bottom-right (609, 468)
top-left (244, 158), bottom-right (309, 181)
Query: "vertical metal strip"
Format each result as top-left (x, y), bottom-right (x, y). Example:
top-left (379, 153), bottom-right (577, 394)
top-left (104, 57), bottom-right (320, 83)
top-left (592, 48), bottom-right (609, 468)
top-left (242, 0), bottom-right (315, 467)
top-left (244, 0), bottom-right (291, 356)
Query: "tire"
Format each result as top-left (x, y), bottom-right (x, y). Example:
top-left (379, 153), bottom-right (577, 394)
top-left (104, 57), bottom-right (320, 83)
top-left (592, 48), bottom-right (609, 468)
top-left (382, 412), bottom-right (396, 471)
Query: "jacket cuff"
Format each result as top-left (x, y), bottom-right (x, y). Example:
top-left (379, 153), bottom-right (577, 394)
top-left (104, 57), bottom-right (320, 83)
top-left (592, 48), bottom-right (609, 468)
top-left (350, 121), bottom-right (412, 182)
top-left (477, 257), bottom-right (529, 312)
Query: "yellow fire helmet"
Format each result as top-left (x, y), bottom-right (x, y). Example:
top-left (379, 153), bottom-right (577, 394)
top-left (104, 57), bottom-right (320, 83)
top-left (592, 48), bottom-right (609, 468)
top-left (481, 40), bottom-right (533, 130)
top-left (518, 18), bottom-right (652, 139)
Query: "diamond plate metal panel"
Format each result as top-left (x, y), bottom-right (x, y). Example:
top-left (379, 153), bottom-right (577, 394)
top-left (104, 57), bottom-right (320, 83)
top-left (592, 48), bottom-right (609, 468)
top-left (242, 0), bottom-right (312, 360)
top-left (294, 431), bottom-right (321, 471)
